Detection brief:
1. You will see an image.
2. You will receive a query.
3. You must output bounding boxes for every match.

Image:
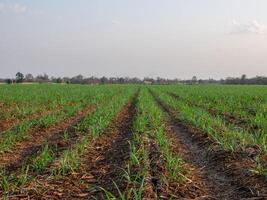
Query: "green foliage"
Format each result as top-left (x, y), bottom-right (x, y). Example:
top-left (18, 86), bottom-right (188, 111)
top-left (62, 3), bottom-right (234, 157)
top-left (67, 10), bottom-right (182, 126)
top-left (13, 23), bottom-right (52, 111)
top-left (251, 156), bottom-right (267, 178)
top-left (149, 85), bottom-right (267, 179)
top-left (17, 165), bottom-right (30, 186)
top-left (1, 172), bottom-right (8, 199)
top-left (32, 144), bottom-right (54, 171)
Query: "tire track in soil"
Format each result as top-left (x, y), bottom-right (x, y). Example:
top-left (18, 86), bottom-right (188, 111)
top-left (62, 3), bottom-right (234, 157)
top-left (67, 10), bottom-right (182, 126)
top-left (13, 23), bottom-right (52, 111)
top-left (150, 89), bottom-right (267, 200)
top-left (0, 106), bottom-right (93, 173)
top-left (148, 137), bottom-right (162, 199)
top-left (22, 92), bottom-right (139, 200)
top-left (87, 93), bottom-right (138, 199)
top-left (161, 124), bottom-right (218, 200)
top-left (167, 92), bottom-right (257, 132)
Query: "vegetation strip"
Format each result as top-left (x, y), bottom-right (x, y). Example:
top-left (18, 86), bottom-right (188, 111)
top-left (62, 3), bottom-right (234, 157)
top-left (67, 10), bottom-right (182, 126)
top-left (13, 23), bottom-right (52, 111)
top-left (0, 104), bottom-right (63, 134)
top-left (0, 106), bottom-right (93, 172)
top-left (159, 85), bottom-right (267, 137)
top-left (118, 88), bottom-right (202, 199)
top-left (167, 91), bottom-right (254, 132)
top-left (150, 88), bottom-right (267, 199)
top-left (87, 93), bottom-right (138, 199)
top-left (2, 88), bottom-right (138, 199)
top-left (0, 87), bottom-right (124, 172)
top-left (2, 84), bottom-right (267, 199)
top-left (142, 88), bottom-right (210, 199)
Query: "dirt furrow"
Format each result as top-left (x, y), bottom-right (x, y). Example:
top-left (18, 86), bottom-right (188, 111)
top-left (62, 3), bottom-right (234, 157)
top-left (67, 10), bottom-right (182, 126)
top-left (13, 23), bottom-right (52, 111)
top-left (151, 90), bottom-right (267, 200)
top-left (0, 106), bottom-right (93, 172)
top-left (20, 93), bottom-right (138, 200)
top-left (148, 137), bottom-right (162, 199)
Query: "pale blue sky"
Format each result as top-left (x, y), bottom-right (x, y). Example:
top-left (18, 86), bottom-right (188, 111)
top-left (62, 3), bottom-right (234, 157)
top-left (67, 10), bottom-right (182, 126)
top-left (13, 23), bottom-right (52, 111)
top-left (1, 0), bottom-right (267, 79)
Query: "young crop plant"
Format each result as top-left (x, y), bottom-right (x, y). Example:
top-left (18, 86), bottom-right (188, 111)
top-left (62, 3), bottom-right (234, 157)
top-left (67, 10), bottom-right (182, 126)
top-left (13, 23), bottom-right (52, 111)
top-left (0, 84), bottom-right (126, 153)
top-left (143, 89), bottom-right (185, 183)
top-left (53, 87), bottom-right (137, 176)
top-left (0, 85), bottom-right (133, 197)
top-left (151, 89), bottom-right (255, 152)
top-left (105, 88), bottom-right (186, 199)
top-left (1, 172), bottom-right (8, 200)
top-left (100, 89), bottom-right (149, 199)
top-left (55, 148), bottom-right (80, 175)
top-left (149, 85), bottom-right (267, 180)
top-left (31, 144), bottom-right (54, 171)
top-left (17, 164), bottom-right (30, 187)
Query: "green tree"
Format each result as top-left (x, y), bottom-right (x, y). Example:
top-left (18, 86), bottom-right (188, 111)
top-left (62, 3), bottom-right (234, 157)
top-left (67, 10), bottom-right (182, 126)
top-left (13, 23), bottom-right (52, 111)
top-left (15, 72), bottom-right (24, 83)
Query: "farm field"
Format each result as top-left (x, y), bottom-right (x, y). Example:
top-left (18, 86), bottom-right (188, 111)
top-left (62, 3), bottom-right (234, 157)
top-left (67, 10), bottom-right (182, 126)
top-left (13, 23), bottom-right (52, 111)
top-left (0, 84), bottom-right (267, 199)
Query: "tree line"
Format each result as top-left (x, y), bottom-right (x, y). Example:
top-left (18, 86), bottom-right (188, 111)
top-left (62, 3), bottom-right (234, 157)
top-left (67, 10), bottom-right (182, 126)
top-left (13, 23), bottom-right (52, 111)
top-left (0, 72), bottom-right (181, 84)
top-left (1, 72), bottom-right (267, 85)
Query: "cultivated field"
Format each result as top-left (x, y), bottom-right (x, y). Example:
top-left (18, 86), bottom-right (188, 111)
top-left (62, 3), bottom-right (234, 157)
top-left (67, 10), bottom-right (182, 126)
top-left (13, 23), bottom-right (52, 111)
top-left (1, 84), bottom-right (267, 199)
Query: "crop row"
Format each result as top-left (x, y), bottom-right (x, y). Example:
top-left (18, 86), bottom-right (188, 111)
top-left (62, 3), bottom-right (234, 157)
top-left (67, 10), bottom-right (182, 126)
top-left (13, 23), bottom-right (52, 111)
top-left (104, 88), bottom-right (186, 199)
top-left (0, 86), bottom-right (137, 198)
top-left (150, 86), bottom-right (267, 178)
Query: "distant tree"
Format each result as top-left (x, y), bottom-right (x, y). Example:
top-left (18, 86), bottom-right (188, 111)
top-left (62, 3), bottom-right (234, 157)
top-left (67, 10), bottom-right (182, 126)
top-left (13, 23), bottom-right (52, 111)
top-left (62, 77), bottom-right (70, 84)
top-left (241, 74), bottom-right (247, 84)
top-left (198, 79), bottom-right (204, 84)
top-left (220, 79), bottom-right (225, 84)
top-left (256, 76), bottom-right (264, 84)
top-left (118, 77), bottom-right (125, 84)
top-left (25, 73), bottom-right (34, 82)
top-left (15, 72), bottom-right (24, 83)
top-left (100, 76), bottom-right (108, 84)
top-left (70, 74), bottom-right (84, 84)
top-left (51, 76), bottom-right (62, 83)
top-left (55, 77), bottom-right (62, 83)
top-left (5, 79), bottom-right (13, 84)
top-left (191, 76), bottom-right (197, 84)
top-left (36, 73), bottom-right (49, 83)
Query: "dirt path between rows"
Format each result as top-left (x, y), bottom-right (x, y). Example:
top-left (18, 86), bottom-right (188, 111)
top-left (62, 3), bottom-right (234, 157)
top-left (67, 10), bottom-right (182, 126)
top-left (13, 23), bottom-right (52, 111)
top-left (0, 106), bottom-right (93, 173)
top-left (150, 90), bottom-right (267, 200)
top-left (15, 92), bottom-right (139, 200)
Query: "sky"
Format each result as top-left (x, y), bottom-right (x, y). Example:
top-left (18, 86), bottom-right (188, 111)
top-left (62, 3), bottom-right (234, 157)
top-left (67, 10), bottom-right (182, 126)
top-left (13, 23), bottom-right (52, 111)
top-left (1, 0), bottom-right (267, 79)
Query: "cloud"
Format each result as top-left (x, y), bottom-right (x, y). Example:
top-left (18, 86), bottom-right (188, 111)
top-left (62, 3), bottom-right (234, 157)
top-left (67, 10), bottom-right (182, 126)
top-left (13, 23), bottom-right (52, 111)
top-left (111, 20), bottom-right (121, 25)
top-left (12, 3), bottom-right (27, 13)
top-left (0, 3), bottom-right (28, 14)
top-left (231, 20), bottom-right (267, 34)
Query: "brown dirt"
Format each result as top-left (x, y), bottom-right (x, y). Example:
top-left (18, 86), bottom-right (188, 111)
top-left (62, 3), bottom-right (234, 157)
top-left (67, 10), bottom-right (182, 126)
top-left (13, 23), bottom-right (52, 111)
top-left (150, 89), bottom-right (267, 200)
top-left (11, 92), bottom-right (138, 200)
top-left (0, 106), bottom-right (93, 172)
top-left (147, 137), bottom-right (163, 199)
top-left (140, 136), bottom-right (158, 200)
